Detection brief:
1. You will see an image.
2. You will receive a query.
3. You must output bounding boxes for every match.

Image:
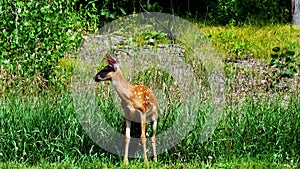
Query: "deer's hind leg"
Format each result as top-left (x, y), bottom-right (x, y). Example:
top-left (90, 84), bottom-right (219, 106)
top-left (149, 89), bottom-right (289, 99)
top-left (151, 117), bottom-right (157, 162)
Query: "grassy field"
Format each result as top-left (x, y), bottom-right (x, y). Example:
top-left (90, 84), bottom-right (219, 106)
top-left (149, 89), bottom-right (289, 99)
top-left (0, 158), bottom-right (298, 169)
top-left (1, 87), bottom-right (299, 168)
top-left (201, 24), bottom-right (300, 60)
top-left (1, 23), bottom-right (300, 168)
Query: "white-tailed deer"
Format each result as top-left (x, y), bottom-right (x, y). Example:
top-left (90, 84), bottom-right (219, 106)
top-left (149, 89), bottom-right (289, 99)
top-left (94, 56), bottom-right (158, 164)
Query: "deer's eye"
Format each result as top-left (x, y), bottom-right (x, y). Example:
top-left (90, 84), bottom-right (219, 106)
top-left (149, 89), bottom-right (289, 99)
top-left (99, 69), bottom-right (109, 78)
top-left (99, 66), bottom-right (115, 77)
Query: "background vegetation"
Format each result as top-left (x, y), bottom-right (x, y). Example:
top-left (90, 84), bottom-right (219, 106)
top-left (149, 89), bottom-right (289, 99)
top-left (0, 0), bottom-right (293, 88)
top-left (0, 0), bottom-right (299, 168)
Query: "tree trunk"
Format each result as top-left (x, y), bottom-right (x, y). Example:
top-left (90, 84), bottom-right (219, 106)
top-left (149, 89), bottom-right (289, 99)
top-left (292, 0), bottom-right (300, 25)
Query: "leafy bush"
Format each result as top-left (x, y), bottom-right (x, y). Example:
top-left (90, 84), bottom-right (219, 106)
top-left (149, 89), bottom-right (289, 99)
top-left (0, 0), bottom-right (82, 87)
top-left (269, 47), bottom-right (300, 79)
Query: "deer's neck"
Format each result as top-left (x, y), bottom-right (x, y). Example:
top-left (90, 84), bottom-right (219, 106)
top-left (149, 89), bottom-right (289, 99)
top-left (111, 71), bottom-right (132, 101)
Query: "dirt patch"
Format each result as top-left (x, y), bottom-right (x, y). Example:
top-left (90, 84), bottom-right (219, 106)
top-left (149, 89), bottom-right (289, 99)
top-left (225, 58), bottom-right (300, 104)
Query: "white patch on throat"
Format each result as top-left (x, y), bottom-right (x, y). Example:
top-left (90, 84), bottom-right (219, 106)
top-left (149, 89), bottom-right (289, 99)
top-left (112, 80), bottom-right (116, 86)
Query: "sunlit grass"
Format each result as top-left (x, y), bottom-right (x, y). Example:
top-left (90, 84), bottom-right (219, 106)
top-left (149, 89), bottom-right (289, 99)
top-left (200, 24), bottom-right (300, 60)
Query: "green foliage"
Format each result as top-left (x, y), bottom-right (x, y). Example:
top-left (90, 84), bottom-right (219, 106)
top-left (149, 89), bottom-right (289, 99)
top-left (229, 41), bottom-right (252, 58)
top-left (0, 0), bottom-right (294, 91)
top-left (269, 47), bottom-right (300, 79)
top-left (201, 25), bottom-right (300, 60)
top-left (74, 0), bottom-right (291, 28)
top-left (75, 0), bottom-right (162, 32)
top-left (212, 0), bottom-right (290, 25)
top-left (0, 0), bottom-right (82, 88)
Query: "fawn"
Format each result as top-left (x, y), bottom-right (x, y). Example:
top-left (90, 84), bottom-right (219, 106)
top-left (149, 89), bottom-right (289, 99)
top-left (94, 56), bottom-right (159, 164)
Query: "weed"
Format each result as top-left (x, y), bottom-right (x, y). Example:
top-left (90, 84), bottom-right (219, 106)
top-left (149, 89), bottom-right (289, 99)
top-left (269, 47), bottom-right (300, 79)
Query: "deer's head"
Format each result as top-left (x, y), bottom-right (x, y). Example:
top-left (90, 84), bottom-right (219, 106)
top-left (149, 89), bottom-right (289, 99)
top-left (94, 56), bottom-right (119, 82)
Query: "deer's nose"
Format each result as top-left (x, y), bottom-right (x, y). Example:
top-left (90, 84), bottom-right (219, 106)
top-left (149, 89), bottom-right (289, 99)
top-left (94, 75), bottom-right (101, 82)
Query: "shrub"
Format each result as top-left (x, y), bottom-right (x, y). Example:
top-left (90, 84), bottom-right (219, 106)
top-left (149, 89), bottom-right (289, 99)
top-left (269, 47), bottom-right (300, 79)
top-left (211, 0), bottom-right (290, 25)
top-left (0, 0), bottom-right (82, 87)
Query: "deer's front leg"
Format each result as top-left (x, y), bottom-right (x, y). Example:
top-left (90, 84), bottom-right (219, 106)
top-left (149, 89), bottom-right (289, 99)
top-left (124, 119), bottom-right (131, 165)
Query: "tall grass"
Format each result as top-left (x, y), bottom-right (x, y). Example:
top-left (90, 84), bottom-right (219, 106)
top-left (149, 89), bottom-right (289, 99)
top-left (0, 87), bottom-right (299, 166)
top-left (0, 92), bottom-right (112, 164)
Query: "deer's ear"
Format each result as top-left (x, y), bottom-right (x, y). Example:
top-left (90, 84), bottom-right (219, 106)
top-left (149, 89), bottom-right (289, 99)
top-left (107, 56), bottom-right (118, 64)
top-left (107, 56), bottom-right (118, 70)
